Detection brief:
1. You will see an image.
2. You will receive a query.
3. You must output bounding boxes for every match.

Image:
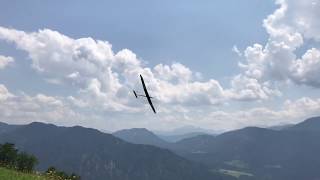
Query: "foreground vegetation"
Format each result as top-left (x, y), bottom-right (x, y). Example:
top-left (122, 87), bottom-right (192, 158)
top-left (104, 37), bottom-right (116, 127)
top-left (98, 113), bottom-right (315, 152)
top-left (0, 143), bottom-right (80, 180)
top-left (0, 167), bottom-right (46, 180)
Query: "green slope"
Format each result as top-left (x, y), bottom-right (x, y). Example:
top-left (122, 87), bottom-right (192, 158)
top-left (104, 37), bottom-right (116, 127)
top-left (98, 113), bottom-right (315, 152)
top-left (0, 167), bottom-right (47, 180)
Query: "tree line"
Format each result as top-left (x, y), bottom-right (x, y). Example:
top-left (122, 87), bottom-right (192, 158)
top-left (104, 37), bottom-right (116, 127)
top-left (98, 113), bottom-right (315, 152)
top-left (0, 142), bottom-right (80, 180)
top-left (0, 143), bottom-right (37, 172)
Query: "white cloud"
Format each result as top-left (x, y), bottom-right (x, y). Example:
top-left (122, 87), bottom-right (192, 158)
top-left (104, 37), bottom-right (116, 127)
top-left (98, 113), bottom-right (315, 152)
top-left (0, 55), bottom-right (14, 69)
top-left (0, 26), bottom-right (235, 112)
top-left (228, 75), bottom-right (281, 101)
top-left (290, 48), bottom-right (320, 87)
top-left (153, 63), bottom-right (193, 83)
top-left (0, 83), bottom-right (319, 131)
top-left (0, 0), bottom-right (319, 131)
top-left (232, 45), bottom-right (242, 57)
top-left (0, 84), bottom-right (83, 126)
top-left (267, 0), bottom-right (320, 41)
top-left (235, 0), bottom-right (320, 95)
top-left (0, 84), bottom-right (13, 101)
top-left (184, 97), bottom-right (320, 131)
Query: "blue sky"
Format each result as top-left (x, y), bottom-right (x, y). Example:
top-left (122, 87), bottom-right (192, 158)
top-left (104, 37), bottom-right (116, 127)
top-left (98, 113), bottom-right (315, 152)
top-left (0, 0), bottom-right (319, 132)
top-left (0, 0), bottom-right (275, 81)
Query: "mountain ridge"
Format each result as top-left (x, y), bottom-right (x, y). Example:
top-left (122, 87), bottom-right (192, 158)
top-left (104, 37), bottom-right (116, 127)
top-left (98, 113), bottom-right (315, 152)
top-left (0, 121), bottom-right (231, 180)
top-left (113, 128), bottom-right (170, 148)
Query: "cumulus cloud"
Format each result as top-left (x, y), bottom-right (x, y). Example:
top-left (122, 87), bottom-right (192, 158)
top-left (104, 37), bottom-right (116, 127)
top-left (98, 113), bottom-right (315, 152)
top-left (0, 0), bottom-right (319, 131)
top-left (0, 55), bottom-right (14, 69)
top-left (265, 0), bottom-right (320, 41)
top-left (0, 26), bottom-right (234, 112)
top-left (235, 0), bottom-right (320, 93)
top-left (184, 97), bottom-right (320, 131)
top-left (0, 84), bottom-right (13, 101)
top-left (232, 45), bottom-right (242, 57)
top-left (290, 48), bottom-right (320, 87)
top-left (0, 84), bottom-right (83, 126)
top-left (0, 83), bottom-right (319, 131)
top-left (228, 74), bottom-right (281, 101)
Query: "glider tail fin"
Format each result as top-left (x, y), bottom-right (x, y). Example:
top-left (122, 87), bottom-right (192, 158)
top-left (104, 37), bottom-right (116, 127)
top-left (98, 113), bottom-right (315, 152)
top-left (133, 90), bottom-right (138, 98)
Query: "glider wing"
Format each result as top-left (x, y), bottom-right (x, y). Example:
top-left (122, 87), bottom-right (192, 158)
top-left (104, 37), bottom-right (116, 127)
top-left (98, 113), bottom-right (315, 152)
top-left (140, 75), bottom-right (156, 113)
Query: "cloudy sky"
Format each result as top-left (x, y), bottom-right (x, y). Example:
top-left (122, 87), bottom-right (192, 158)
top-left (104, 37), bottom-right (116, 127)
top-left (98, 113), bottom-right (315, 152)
top-left (0, 0), bottom-right (319, 132)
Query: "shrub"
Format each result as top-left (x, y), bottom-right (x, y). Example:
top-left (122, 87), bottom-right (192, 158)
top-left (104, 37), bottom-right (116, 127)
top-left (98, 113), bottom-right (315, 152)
top-left (0, 143), bottom-right (37, 172)
top-left (46, 166), bottom-right (80, 180)
top-left (16, 152), bottom-right (38, 172)
top-left (0, 143), bottom-right (80, 179)
top-left (0, 143), bottom-right (18, 168)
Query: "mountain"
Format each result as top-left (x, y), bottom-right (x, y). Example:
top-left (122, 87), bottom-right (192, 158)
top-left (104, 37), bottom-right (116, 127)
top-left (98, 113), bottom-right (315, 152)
top-left (0, 122), bottom-right (20, 134)
top-left (0, 122), bottom-right (231, 180)
top-left (156, 125), bottom-right (219, 136)
top-left (3, 117), bottom-right (319, 180)
top-left (158, 132), bottom-right (209, 142)
top-left (113, 127), bottom-right (210, 145)
top-left (174, 134), bottom-right (216, 153)
top-left (113, 128), bottom-right (169, 148)
top-left (171, 117), bottom-right (320, 180)
top-left (111, 117), bottom-right (320, 179)
top-left (155, 125), bottom-right (219, 143)
top-left (113, 128), bottom-right (217, 153)
top-left (267, 124), bottom-right (293, 131)
top-left (287, 116), bottom-right (320, 132)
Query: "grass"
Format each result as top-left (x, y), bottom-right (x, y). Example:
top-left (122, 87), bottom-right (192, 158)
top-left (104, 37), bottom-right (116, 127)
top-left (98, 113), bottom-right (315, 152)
top-left (0, 167), bottom-right (47, 180)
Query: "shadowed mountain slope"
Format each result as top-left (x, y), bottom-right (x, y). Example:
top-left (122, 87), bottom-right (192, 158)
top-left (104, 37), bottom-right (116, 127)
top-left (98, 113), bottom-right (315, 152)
top-left (113, 128), bottom-right (170, 148)
top-left (0, 122), bottom-right (20, 134)
top-left (157, 132), bottom-right (209, 142)
top-left (0, 122), bottom-right (231, 180)
top-left (171, 117), bottom-right (320, 180)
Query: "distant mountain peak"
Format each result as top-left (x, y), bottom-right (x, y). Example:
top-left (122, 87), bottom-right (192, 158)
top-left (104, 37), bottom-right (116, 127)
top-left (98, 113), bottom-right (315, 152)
top-left (126, 128), bottom-right (151, 133)
top-left (114, 128), bottom-right (155, 136)
top-left (300, 116), bottom-right (320, 125)
top-left (240, 126), bottom-right (269, 132)
top-left (113, 128), bottom-right (169, 147)
top-left (0, 122), bottom-right (20, 134)
top-left (115, 127), bottom-right (155, 134)
top-left (0, 122), bottom-right (9, 126)
top-left (28, 121), bottom-right (56, 127)
top-left (289, 116), bottom-right (320, 131)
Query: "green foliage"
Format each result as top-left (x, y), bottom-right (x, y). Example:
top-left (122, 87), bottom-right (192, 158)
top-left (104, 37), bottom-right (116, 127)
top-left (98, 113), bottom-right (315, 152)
top-left (0, 143), bottom-right (38, 172)
top-left (46, 166), bottom-right (80, 180)
top-left (0, 167), bottom-right (47, 180)
top-left (0, 143), bottom-right (80, 180)
top-left (16, 152), bottom-right (38, 173)
top-left (0, 143), bottom-right (18, 168)
top-left (0, 165), bottom-right (81, 180)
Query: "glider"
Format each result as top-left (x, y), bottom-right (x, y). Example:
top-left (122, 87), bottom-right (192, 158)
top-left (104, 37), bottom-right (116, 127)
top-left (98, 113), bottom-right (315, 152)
top-left (133, 75), bottom-right (156, 114)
